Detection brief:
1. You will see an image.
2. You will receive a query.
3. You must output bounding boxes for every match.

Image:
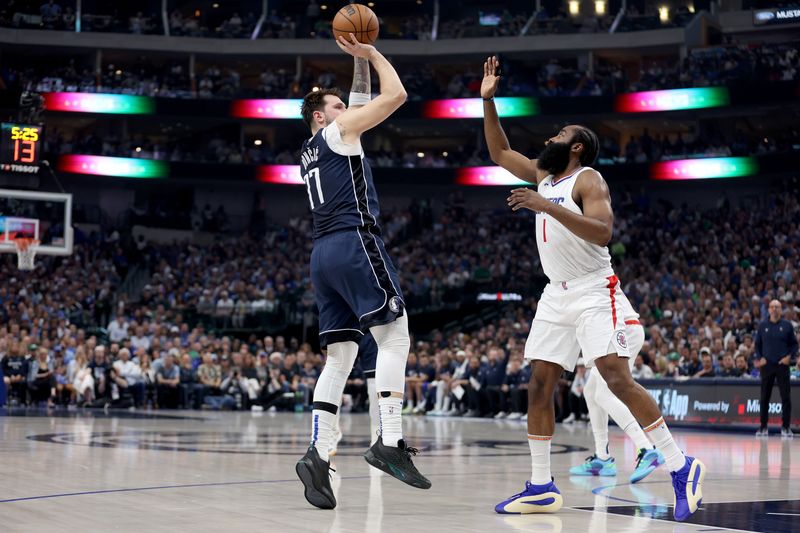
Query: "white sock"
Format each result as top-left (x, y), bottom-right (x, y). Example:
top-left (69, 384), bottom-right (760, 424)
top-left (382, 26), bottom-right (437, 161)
top-left (644, 417), bottom-right (685, 472)
top-left (367, 377), bottom-right (379, 445)
top-left (379, 396), bottom-right (404, 447)
top-left (528, 435), bottom-right (552, 485)
top-left (622, 419), bottom-right (652, 452)
top-left (585, 372), bottom-right (611, 460)
top-left (312, 410), bottom-right (336, 462)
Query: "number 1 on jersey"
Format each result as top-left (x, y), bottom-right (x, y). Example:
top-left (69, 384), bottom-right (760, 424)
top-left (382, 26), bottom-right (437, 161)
top-left (303, 168), bottom-right (324, 209)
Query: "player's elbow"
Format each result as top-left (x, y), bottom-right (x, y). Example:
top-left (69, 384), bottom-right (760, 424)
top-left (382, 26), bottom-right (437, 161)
top-left (391, 89), bottom-right (408, 104)
top-left (596, 227), bottom-right (613, 246)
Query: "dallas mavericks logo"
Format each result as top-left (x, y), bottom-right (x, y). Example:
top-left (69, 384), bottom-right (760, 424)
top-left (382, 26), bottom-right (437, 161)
top-left (616, 331), bottom-right (628, 349)
top-left (389, 296), bottom-right (401, 313)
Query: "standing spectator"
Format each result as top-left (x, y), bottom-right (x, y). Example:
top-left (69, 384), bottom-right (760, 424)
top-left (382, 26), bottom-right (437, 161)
top-left (40, 0), bottom-right (62, 28)
top-left (754, 300), bottom-right (798, 438)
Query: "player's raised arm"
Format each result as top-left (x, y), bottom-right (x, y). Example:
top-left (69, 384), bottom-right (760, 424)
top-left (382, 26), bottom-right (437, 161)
top-left (334, 33), bottom-right (407, 143)
top-left (348, 55), bottom-right (370, 110)
top-left (481, 56), bottom-right (544, 185)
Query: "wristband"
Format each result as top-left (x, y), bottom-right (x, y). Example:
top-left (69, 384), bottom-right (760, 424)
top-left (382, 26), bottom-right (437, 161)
top-left (349, 92), bottom-right (371, 106)
top-left (483, 97), bottom-right (494, 101)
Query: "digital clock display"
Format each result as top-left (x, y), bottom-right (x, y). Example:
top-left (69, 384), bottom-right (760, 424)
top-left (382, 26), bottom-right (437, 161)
top-left (1, 123), bottom-right (43, 173)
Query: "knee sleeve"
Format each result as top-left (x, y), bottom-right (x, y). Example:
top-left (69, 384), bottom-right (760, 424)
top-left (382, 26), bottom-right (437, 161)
top-left (313, 341), bottom-right (358, 407)
top-left (370, 314), bottom-right (410, 393)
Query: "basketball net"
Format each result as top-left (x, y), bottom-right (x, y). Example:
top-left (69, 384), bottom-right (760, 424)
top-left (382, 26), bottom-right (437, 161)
top-left (13, 238), bottom-right (40, 271)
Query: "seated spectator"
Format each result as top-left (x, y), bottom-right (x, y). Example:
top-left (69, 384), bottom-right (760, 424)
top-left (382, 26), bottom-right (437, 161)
top-left (563, 359), bottom-right (588, 423)
top-left (717, 354), bottom-right (739, 377)
top-left (631, 355), bottom-right (655, 379)
top-left (88, 345), bottom-right (111, 405)
top-left (178, 352), bottom-right (202, 408)
top-left (156, 353), bottom-right (180, 408)
top-left (694, 352), bottom-right (716, 378)
top-left (484, 348), bottom-right (509, 417)
top-left (2, 342), bottom-right (29, 405)
top-left (27, 347), bottom-right (55, 406)
top-left (503, 359), bottom-right (531, 420)
top-left (112, 347), bottom-right (144, 407)
top-left (68, 349), bottom-right (94, 405)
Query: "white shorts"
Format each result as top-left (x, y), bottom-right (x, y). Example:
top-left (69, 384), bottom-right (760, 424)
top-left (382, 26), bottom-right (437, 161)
top-left (525, 270), bottom-right (632, 370)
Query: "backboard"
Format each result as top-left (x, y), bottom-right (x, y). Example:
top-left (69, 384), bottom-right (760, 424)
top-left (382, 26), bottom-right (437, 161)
top-left (0, 188), bottom-right (73, 256)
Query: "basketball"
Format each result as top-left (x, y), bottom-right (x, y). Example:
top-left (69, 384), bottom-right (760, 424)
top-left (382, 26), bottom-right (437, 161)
top-left (332, 3), bottom-right (379, 44)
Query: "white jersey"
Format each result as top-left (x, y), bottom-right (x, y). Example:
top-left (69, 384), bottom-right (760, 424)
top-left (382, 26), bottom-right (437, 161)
top-left (535, 166), bottom-right (613, 282)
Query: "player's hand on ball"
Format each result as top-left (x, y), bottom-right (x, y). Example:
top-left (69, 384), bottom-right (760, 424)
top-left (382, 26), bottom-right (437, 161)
top-left (481, 56), bottom-right (501, 99)
top-left (508, 188), bottom-right (549, 212)
top-left (336, 33), bottom-right (376, 59)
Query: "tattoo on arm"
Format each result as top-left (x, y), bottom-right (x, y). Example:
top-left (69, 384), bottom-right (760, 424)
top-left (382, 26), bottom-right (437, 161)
top-left (351, 57), bottom-right (371, 96)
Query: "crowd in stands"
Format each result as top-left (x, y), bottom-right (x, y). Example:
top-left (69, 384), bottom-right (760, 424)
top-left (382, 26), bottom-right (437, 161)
top-left (4, 39), bottom-right (796, 104)
top-left (39, 123), bottom-right (800, 169)
top-left (2, 181), bottom-right (799, 419)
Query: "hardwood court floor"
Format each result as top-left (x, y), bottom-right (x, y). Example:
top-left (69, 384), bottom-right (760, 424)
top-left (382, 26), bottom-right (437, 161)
top-left (1, 409), bottom-right (798, 533)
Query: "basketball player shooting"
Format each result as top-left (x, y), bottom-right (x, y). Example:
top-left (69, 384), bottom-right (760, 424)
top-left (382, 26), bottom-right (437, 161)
top-left (294, 34), bottom-right (431, 511)
top-left (481, 56), bottom-right (706, 522)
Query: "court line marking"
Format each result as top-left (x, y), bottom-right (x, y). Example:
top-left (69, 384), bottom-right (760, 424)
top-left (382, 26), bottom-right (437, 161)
top-left (0, 470), bottom-right (515, 504)
top-left (567, 506), bottom-right (756, 533)
top-left (766, 513), bottom-right (800, 516)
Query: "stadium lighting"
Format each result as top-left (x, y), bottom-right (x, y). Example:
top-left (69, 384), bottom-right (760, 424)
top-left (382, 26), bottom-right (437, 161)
top-left (254, 140), bottom-right (262, 146)
top-left (615, 87), bottom-right (730, 112)
top-left (595, 1), bottom-right (606, 15)
top-left (650, 157), bottom-right (759, 180)
top-left (659, 6), bottom-right (669, 22)
top-left (57, 155), bottom-right (168, 178)
top-left (569, 1), bottom-right (580, 15)
top-left (456, 166), bottom-right (528, 186)
top-left (230, 99), bottom-right (304, 119)
top-left (257, 165), bottom-right (303, 184)
top-left (688, 4), bottom-right (695, 13)
top-left (423, 97), bottom-right (538, 118)
top-left (43, 92), bottom-right (155, 115)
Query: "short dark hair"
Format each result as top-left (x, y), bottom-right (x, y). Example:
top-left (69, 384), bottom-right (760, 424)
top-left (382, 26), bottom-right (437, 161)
top-left (571, 126), bottom-right (599, 166)
top-left (300, 88), bottom-right (344, 129)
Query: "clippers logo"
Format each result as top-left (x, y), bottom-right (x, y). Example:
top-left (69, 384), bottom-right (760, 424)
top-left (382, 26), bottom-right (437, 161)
top-left (616, 331), bottom-right (628, 349)
top-left (561, 281), bottom-right (568, 290)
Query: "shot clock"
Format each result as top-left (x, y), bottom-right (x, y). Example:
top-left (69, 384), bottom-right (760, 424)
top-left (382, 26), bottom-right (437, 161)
top-left (1, 123), bottom-right (43, 174)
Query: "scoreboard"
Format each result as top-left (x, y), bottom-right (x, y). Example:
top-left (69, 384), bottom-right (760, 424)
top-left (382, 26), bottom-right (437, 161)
top-left (0, 123), bottom-right (42, 174)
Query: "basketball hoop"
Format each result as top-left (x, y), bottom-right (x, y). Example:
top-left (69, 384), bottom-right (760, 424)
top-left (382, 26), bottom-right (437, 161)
top-left (13, 238), bottom-right (40, 271)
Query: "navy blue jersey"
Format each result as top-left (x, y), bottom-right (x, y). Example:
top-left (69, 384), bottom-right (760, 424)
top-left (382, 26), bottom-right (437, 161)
top-left (300, 122), bottom-right (382, 239)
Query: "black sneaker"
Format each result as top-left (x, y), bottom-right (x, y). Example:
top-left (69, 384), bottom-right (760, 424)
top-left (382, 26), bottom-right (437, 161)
top-left (296, 445), bottom-right (336, 509)
top-left (364, 437), bottom-right (431, 489)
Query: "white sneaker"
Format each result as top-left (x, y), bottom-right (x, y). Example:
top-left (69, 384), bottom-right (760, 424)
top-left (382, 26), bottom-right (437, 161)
top-left (494, 411), bottom-right (508, 419)
top-left (562, 413), bottom-right (576, 424)
top-left (506, 412), bottom-right (522, 420)
top-left (444, 408), bottom-right (458, 416)
top-left (781, 427), bottom-right (795, 439)
top-left (755, 428), bottom-right (769, 438)
top-left (429, 409), bottom-right (442, 416)
top-left (521, 413), bottom-right (528, 422)
top-left (251, 405), bottom-right (264, 412)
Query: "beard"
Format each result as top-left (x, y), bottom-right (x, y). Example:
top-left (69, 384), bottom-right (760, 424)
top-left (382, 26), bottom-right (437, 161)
top-left (536, 141), bottom-right (573, 175)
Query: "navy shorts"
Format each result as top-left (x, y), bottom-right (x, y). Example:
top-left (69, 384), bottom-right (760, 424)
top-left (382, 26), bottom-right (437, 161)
top-left (311, 228), bottom-right (405, 348)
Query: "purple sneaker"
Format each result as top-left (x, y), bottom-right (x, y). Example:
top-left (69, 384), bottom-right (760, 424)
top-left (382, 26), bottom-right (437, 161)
top-left (495, 479), bottom-right (564, 514)
top-left (670, 456), bottom-right (706, 521)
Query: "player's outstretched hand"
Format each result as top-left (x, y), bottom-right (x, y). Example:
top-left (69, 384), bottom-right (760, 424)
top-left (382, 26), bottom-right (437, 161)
top-left (508, 188), bottom-right (550, 213)
top-left (336, 33), bottom-right (377, 59)
top-left (481, 56), bottom-right (501, 99)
